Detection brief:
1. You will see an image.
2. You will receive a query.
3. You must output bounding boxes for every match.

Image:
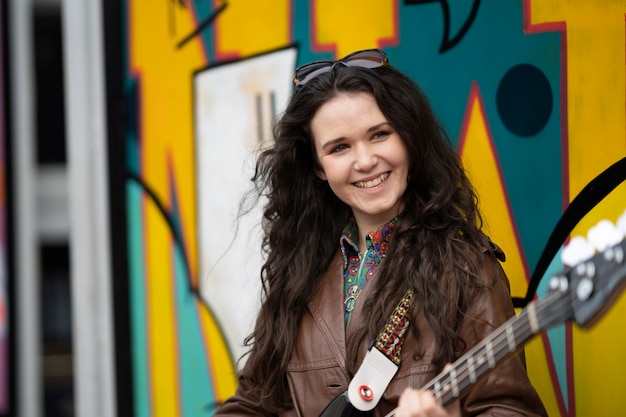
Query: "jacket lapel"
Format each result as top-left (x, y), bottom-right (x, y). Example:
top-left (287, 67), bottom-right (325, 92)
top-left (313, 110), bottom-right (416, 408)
top-left (307, 252), bottom-right (348, 374)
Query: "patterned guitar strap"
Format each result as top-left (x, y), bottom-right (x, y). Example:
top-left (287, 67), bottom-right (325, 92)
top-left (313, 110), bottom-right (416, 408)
top-left (347, 290), bottom-right (414, 412)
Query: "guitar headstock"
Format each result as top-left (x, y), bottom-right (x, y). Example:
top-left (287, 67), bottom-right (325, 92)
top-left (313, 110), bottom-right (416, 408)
top-left (557, 209), bottom-right (626, 328)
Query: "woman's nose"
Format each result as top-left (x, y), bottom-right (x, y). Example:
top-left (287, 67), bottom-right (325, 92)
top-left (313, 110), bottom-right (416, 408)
top-left (353, 144), bottom-right (377, 171)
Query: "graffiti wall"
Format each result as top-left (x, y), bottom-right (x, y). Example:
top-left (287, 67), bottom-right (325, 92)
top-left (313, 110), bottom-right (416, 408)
top-left (120, 0), bottom-right (626, 416)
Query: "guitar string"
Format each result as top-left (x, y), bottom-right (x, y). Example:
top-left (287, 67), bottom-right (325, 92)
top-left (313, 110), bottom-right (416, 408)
top-left (420, 290), bottom-right (570, 405)
top-left (385, 297), bottom-right (567, 417)
top-left (384, 241), bottom-right (625, 415)
top-left (434, 318), bottom-right (534, 404)
top-left (433, 298), bottom-right (559, 405)
top-left (431, 243), bottom-right (625, 404)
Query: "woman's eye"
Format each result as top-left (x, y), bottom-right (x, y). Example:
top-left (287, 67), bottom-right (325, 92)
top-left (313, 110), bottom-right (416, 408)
top-left (331, 144), bottom-right (348, 153)
top-left (372, 131), bottom-right (390, 140)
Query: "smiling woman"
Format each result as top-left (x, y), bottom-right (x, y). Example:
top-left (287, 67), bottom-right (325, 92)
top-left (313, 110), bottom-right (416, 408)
top-left (311, 92), bottom-right (409, 250)
top-left (213, 50), bottom-right (547, 417)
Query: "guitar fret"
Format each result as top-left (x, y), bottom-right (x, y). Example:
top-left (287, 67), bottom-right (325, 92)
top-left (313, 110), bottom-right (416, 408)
top-left (420, 291), bottom-right (577, 408)
top-left (450, 367), bottom-right (459, 398)
top-left (476, 354), bottom-right (485, 366)
top-left (506, 324), bottom-right (516, 352)
top-left (378, 234), bottom-right (626, 417)
top-left (486, 341), bottom-right (496, 368)
top-left (434, 380), bottom-right (442, 401)
top-left (527, 303), bottom-right (539, 333)
top-left (468, 355), bottom-right (476, 383)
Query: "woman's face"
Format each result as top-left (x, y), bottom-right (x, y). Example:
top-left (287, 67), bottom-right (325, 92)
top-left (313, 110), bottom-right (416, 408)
top-left (311, 92), bottom-right (410, 232)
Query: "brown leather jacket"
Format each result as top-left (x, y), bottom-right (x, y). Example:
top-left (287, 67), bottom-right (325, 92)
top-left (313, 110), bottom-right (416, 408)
top-left (216, 247), bottom-right (547, 417)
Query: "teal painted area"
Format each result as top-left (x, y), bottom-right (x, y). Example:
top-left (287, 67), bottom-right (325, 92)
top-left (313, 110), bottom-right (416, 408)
top-left (168, 176), bottom-right (219, 416)
top-left (393, 1), bottom-right (563, 275)
top-left (124, 0), bottom-right (148, 404)
top-left (192, 0), bottom-right (217, 62)
top-left (173, 244), bottom-right (218, 416)
top-left (126, 127), bottom-right (139, 174)
top-left (125, 2), bottom-right (219, 416)
top-left (537, 247), bottom-right (569, 410)
top-left (190, 1), bottom-right (564, 279)
top-left (392, 6), bottom-right (566, 411)
top-left (127, 178), bottom-right (151, 417)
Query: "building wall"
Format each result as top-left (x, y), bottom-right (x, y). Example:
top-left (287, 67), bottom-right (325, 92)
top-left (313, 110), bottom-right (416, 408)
top-left (121, 1), bottom-right (626, 416)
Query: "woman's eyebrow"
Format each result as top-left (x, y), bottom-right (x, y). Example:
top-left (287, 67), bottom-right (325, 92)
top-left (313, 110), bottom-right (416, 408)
top-left (321, 136), bottom-right (347, 152)
top-left (366, 121), bottom-right (392, 133)
top-left (320, 122), bottom-right (392, 151)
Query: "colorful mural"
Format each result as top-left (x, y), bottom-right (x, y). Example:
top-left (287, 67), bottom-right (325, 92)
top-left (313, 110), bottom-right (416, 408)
top-left (122, 0), bottom-right (626, 416)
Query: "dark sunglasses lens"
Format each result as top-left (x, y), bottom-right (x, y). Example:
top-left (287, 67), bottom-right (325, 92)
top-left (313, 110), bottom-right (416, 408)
top-left (294, 61), bottom-right (333, 86)
top-left (294, 50), bottom-right (387, 87)
top-left (344, 50), bottom-right (385, 68)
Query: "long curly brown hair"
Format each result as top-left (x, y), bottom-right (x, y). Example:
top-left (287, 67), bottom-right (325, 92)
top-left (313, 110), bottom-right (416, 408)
top-left (240, 62), bottom-right (492, 413)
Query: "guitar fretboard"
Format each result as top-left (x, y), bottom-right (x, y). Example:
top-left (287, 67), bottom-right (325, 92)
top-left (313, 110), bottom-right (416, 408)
top-left (379, 226), bottom-right (626, 417)
top-left (430, 283), bottom-right (577, 406)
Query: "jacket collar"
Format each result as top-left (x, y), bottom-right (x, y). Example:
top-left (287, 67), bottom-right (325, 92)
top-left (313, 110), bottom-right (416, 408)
top-left (307, 251), bottom-right (382, 374)
top-left (307, 253), bottom-right (348, 372)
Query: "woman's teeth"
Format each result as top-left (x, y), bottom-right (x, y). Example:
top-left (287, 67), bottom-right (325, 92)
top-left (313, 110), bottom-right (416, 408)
top-left (355, 173), bottom-right (389, 188)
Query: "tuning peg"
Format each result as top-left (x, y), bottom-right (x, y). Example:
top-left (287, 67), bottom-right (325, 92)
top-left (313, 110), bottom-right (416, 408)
top-left (561, 235), bottom-right (595, 266)
top-left (587, 219), bottom-right (623, 252)
top-left (617, 209), bottom-right (626, 235)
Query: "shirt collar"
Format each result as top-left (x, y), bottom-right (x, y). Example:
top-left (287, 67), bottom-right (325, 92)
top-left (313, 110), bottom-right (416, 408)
top-left (340, 217), bottom-right (397, 267)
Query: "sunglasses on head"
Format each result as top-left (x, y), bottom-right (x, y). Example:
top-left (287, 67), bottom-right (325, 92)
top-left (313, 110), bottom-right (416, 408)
top-left (292, 49), bottom-right (389, 87)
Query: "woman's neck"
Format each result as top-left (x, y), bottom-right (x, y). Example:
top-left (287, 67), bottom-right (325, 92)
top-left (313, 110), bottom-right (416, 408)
top-left (354, 216), bottom-right (396, 255)
top-left (352, 206), bottom-right (403, 252)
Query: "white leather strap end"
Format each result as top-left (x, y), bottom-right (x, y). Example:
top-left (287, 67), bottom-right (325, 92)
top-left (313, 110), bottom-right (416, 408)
top-left (347, 348), bottom-right (399, 411)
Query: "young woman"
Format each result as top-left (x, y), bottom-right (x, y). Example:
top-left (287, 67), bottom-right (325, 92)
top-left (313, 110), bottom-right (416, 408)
top-left (214, 49), bottom-right (547, 417)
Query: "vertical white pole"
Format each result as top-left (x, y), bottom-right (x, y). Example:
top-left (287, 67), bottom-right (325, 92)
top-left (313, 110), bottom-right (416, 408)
top-left (8, 0), bottom-right (43, 415)
top-left (61, 0), bottom-right (116, 415)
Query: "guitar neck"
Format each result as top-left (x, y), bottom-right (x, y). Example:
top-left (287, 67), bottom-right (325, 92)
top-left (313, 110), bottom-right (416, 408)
top-left (423, 290), bottom-right (567, 406)
top-left (378, 230), bottom-right (626, 417)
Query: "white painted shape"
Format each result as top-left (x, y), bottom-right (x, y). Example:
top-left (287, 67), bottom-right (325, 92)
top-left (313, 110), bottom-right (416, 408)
top-left (195, 48), bottom-right (297, 364)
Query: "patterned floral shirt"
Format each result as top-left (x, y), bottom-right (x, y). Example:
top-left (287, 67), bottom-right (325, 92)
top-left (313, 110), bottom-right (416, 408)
top-left (340, 217), bottom-right (396, 326)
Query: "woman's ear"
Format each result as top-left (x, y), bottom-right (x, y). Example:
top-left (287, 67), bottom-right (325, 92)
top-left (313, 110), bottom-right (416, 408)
top-left (312, 158), bottom-right (327, 181)
top-left (315, 167), bottom-right (327, 181)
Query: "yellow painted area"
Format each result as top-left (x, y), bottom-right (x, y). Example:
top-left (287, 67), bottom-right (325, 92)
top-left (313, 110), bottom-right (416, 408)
top-left (314, 0), bottom-right (397, 56)
top-left (131, 4), bottom-right (204, 411)
top-left (459, 84), bottom-right (562, 415)
top-left (213, 0), bottom-right (290, 57)
top-left (145, 197), bottom-right (181, 416)
top-left (524, 336), bottom-right (561, 416)
top-left (458, 85), bottom-right (528, 299)
top-left (529, 1), bottom-right (626, 415)
top-left (529, 0), bottom-right (626, 230)
top-left (131, 0), bottom-right (202, 284)
top-left (572, 291), bottom-right (626, 415)
top-left (130, 0), bottom-right (238, 414)
top-left (200, 307), bottom-right (239, 401)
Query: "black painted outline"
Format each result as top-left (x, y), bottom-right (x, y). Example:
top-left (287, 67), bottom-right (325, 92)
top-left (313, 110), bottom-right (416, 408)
top-left (404, 0), bottom-right (481, 53)
top-left (514, 157), bottom-right (626, 308)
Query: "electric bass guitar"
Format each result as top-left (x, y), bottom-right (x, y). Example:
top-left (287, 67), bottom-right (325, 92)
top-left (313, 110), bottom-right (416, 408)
top-left (321, 212), bottom-right (626, 417)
